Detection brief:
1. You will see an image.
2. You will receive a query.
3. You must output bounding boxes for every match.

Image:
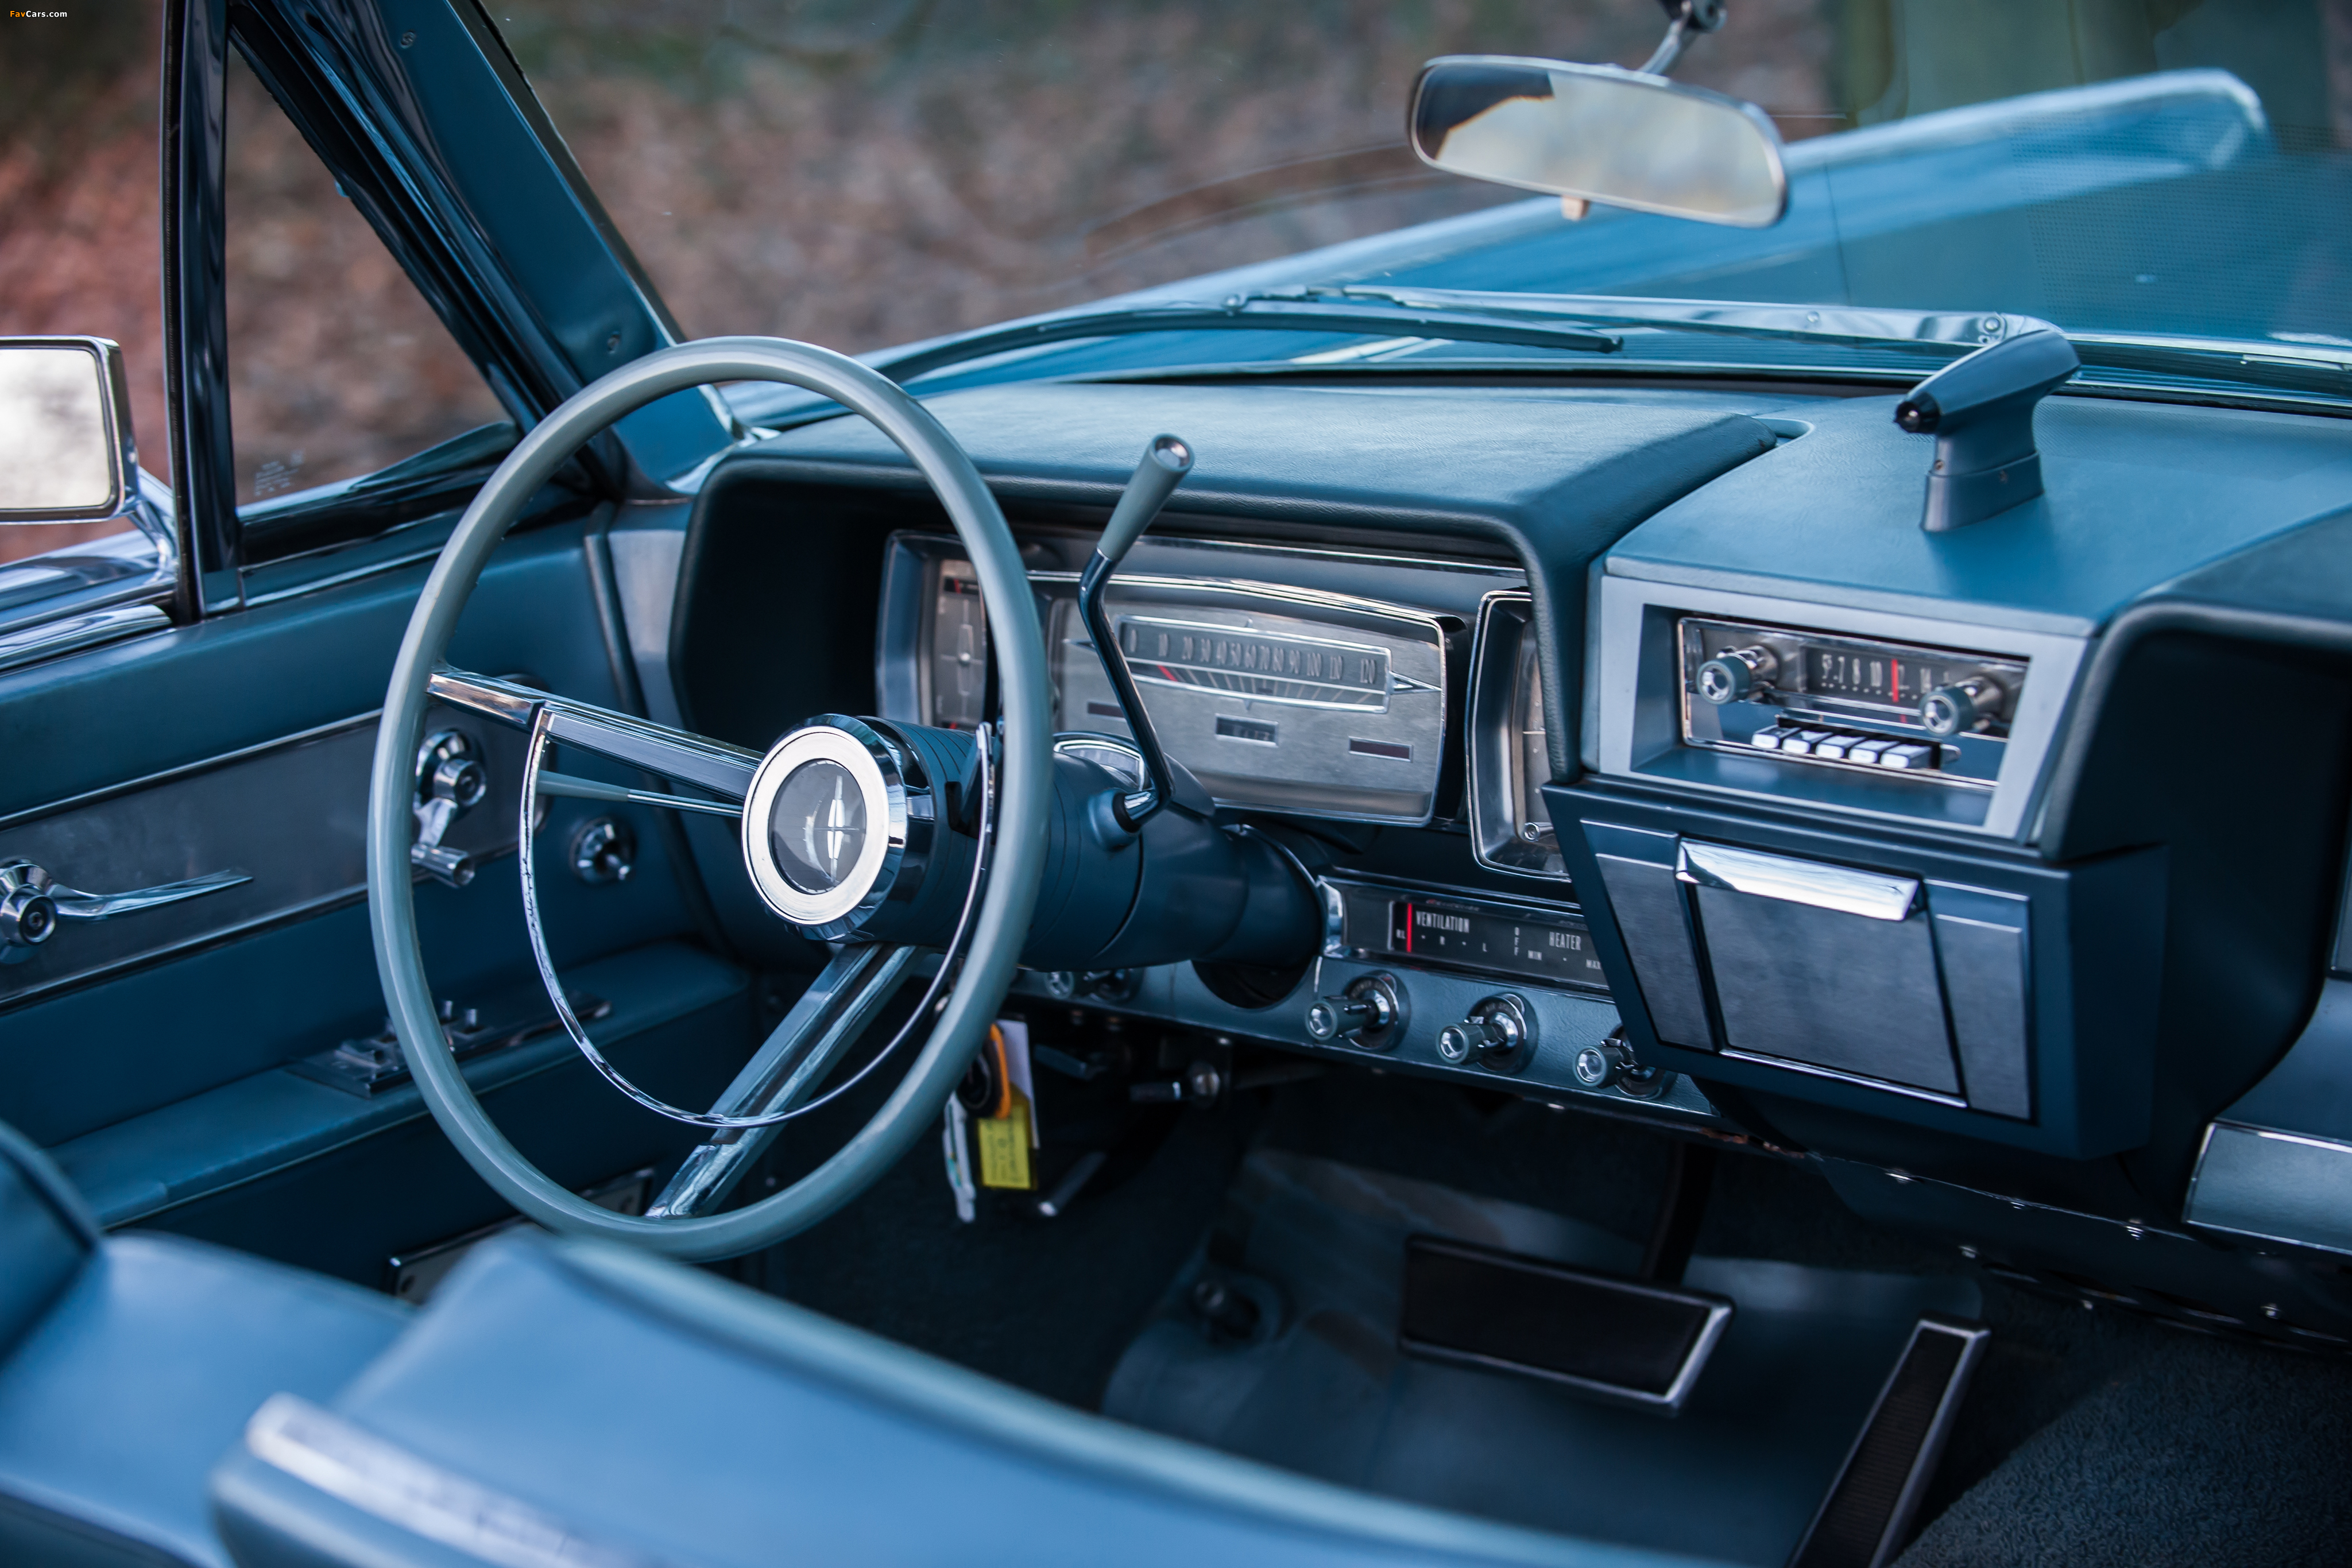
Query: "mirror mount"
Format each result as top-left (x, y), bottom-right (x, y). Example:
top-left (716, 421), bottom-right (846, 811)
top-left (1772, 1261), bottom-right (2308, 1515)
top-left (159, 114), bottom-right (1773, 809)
top-left (1641, 0), bottom-right (1727, 78)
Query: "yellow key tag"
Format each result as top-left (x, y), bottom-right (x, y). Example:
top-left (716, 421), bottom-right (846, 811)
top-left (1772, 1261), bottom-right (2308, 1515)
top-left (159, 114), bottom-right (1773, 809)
top-left (976, 1097), bottom-right (1034, 1190)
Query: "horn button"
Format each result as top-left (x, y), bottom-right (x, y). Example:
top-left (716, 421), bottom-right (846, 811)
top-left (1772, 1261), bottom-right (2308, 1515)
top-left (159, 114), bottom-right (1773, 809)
top-left (771, 760), bottom-right (868, 893)
top-left (741, 719), bottom-right (911, 939)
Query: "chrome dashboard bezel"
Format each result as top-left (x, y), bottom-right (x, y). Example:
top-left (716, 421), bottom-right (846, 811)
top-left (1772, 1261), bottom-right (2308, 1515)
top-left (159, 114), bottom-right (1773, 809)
top-left (1467, 591), bottom-right (1568, 880)
top-left (1040, 573), bottom-right (1454, 825)
top-left (877, 531), bottom-right (1473, 829)
top-left (1589, 572), bottom-right (2091, 842)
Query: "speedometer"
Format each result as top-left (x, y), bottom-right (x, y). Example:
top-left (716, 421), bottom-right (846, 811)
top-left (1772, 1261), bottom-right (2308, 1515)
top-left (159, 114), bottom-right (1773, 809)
top-left (1050, 580), bottom-right (1452, 825)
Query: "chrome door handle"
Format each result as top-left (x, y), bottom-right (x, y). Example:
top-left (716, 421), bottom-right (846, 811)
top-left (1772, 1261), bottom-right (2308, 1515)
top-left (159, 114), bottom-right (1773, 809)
top-left (0, 859), bottom-right (251, 955)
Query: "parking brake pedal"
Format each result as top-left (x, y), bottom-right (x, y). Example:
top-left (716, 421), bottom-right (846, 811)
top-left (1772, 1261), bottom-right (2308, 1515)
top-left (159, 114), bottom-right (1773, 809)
top-left (1399, 1236), bottom-right (1733, 1414)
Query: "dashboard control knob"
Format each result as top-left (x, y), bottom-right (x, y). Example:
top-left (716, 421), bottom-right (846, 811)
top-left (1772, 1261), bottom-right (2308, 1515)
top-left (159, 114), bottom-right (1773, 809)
top-left (1575, 1029), bottom-right (1673, 1098)
top-left (1436, 994), bottom-right (1534, 1073)
top-left (1574, 1039), bottom-right (1631, 1089)
top-left (570, 817), bottom-right (636, 885)
top-left (1305, 971), bottom-right (1406, 1051)
top-left (1918, 676), bottom-right (2005, 737)
top-left (1696, 645), bottom-right (1778, 706)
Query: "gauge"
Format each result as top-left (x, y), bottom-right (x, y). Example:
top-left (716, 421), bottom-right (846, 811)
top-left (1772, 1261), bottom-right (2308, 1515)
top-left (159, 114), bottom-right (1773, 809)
top-left (1049, 582), bottom-right (1448, 825)
top-left (926, 558), bottom-right (989, 730)
top-left (1469, 594), bottom-right (1566, 878)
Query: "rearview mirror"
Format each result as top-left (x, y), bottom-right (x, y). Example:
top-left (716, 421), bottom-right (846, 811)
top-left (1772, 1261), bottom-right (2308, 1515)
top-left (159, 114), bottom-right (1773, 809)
top-left (0, 337), bottom-right (139, 523)
top-left (1410, 56), bottom-right (1788, 229)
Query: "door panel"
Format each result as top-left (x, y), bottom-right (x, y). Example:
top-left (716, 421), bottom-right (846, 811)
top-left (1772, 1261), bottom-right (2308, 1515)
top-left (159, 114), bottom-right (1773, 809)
top-left (0, 515), bottom-right (754, 1276)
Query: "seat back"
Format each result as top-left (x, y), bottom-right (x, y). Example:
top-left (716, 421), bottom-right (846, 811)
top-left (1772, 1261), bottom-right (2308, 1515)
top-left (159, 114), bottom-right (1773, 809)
top-left (0, 1122), bottom-right (95, 1358)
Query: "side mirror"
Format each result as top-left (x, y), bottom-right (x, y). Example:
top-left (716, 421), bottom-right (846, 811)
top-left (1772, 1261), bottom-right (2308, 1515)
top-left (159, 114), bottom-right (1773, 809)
top-left (1410, 55), bottom-right (1788, 229)
top-left (0, 337), bottom-right (141, 524)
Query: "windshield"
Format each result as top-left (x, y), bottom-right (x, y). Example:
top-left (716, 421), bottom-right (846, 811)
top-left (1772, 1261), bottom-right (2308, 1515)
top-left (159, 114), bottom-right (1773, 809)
top-left (501, 1), bottom-right (2351, 386)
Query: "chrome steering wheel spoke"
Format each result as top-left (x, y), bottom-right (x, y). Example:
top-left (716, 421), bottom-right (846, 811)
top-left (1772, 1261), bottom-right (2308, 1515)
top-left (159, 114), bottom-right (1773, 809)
top-left (428, 666), bottom-right (760, 803)
top-left (647, 943), bottom-right (921, 1218)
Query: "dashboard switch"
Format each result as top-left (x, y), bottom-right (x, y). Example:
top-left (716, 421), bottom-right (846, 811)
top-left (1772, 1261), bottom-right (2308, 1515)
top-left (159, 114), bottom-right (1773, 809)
top-left (1305, 971), bottom-right (1406, 1051)
top-left (1435, 993), bottom-right (1534, 1073)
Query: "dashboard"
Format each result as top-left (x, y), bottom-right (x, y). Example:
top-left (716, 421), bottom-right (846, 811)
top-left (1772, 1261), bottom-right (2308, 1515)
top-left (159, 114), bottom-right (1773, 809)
top-left (663, 375), bottom-right (2352, 1331)
top-left (864, 520), bottom-right (1689, 1114)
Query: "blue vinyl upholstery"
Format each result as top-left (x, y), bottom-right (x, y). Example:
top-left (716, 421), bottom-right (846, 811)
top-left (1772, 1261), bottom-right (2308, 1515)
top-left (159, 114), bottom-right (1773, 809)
top-left (208, 1232), bottom-right (1696, 1568)
top-left (0, 1127), bottom-right (408, 1568)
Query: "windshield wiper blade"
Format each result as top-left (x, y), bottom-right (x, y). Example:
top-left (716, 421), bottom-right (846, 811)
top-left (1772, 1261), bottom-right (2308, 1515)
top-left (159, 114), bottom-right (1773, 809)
top-left (2067, 332), bottom-right (2352, 396)
top-left (1321, 285), bottom-right (2046, 353)
top-left (868, 295), bottom-right (1621, 384)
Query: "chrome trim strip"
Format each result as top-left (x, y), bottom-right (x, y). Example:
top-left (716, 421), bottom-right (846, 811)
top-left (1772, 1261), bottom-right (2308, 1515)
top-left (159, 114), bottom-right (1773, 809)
top-left (1719, 1047), bottom-right (1969, 1108)
top-left (244, 1395), bottom-right (673, 1568)
top-left (1676, 840), bottom-right (1919, 921)
top-left (0, 603), bottom-right (171, 676)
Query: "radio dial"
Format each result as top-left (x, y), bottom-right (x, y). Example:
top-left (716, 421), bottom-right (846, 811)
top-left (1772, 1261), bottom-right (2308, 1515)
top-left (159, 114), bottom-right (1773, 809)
top-left (1919, 676), bottom-right (2005, 737)
top-left (1695, 645), bottom-right (1778, 706)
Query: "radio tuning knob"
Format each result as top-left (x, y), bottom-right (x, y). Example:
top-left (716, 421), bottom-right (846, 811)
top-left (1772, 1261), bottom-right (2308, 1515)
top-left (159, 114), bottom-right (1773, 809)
top-left (1696, 645), bottom-right (1778, 706)
top-left (1920, 676), bottom-right (2004, 737)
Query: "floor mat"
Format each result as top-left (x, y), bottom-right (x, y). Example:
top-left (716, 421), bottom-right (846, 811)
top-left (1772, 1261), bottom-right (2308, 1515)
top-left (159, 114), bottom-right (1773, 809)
top-left (1895, 1326), bottom-right (2352, 1568)
top-left (1103, 1149), bottom-right (1979, 1567)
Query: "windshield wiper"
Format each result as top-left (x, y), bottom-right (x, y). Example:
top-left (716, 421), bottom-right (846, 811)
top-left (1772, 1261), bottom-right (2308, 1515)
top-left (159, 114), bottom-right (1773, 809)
top-left (1327, 287), bottom-right (2352, 403)
top-left (868, 293), bottom-right (1622, 384)
top-left (856, 281), bottom-right (2350, 411)
top-left (1319, 285), bottom-right (2038, 352)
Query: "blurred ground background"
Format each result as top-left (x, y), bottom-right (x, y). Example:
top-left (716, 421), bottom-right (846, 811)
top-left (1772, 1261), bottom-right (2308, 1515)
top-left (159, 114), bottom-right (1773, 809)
top-left (5, 2), bottom-right (2347, 564)
top-left (0, 0), bottom-right (1835, 559)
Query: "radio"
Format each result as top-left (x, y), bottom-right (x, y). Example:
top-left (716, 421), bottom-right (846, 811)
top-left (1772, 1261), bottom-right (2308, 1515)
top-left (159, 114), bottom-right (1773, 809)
top-left (1679, 617), bottom-right (2028, 789)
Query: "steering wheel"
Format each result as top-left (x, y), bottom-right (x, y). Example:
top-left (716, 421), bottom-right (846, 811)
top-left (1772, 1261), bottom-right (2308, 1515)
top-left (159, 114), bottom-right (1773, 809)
top-left (367, 338), bottom-right (1052, 1261)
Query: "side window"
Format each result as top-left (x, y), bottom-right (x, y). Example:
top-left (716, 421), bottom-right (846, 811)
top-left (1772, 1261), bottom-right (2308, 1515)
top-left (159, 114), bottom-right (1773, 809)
top-left (224, 45), bottom-right (508, 510)
top-left (0, 7), bottom-right (168, 569)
